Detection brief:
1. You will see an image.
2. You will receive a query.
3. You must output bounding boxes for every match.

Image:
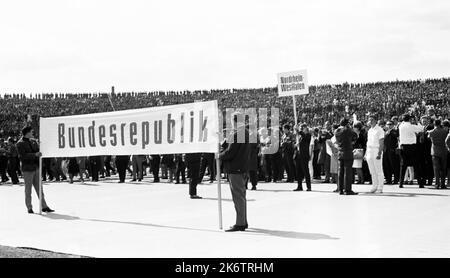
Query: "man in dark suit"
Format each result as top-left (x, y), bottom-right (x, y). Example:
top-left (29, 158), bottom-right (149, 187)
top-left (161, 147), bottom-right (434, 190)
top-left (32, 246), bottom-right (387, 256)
top-left (416, 116), bottom-right (434, 186)
top-left (16, 126), bottom-right (54, 214)
top-left (220, 113), bottom-right (251, 232)
top-left (383, 121), bottom-right (400, 184)
top-left (185, 153), bottom-right (202, 199)
top-left (429, 119), bottom-right (448, 189)
top-left (293, 123), bottom-right (312, 191)
top-left (334, 118), bottom-right (358, 195)
top-left (281, 124), bottom-right (296, 182)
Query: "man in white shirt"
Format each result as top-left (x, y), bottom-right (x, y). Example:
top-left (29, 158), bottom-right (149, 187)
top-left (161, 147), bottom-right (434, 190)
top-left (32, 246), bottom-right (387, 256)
top-left (366, 116), bottom-right (386, 193)
top-left (398, 114), bottom-right (424, 188)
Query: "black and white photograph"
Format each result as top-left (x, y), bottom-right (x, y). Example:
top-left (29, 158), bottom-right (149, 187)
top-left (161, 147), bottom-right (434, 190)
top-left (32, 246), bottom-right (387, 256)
top-left (1, 0), bottom-right (450, 268)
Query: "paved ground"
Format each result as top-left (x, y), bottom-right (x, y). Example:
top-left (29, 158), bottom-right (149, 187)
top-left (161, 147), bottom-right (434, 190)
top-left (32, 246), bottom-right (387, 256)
top-left (1, 177), bottom-right (449, 257)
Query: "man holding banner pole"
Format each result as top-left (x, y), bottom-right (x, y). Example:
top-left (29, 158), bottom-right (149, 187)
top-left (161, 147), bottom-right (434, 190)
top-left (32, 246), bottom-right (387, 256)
top-left (219, 112), bottom-right (251, 232)
top-left (16, 126), bottom-right (54, 214)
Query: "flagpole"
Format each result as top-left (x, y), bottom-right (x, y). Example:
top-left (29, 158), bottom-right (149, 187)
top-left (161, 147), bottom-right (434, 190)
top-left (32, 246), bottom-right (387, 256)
top-left (216, 156), bottom-right (223, 230)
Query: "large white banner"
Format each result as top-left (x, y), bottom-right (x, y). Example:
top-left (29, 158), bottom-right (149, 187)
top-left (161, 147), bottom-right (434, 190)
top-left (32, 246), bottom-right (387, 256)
top-left (40, 100), bottom-right (220, 157)
top-left (277, 69), bottom-right (309, 97)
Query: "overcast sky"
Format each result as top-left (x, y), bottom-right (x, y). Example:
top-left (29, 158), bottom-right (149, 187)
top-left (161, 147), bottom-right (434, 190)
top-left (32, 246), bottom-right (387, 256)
top-left (1, 0), bottom-right (449, 94)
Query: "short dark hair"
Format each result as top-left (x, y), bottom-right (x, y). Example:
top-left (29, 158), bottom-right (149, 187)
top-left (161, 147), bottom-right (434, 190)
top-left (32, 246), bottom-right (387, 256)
top-left (22, 126), bottom-right (33, 136)
top-left (402, 114), bottom-right (411, 122)
top-left (443, 120), bottom-right (450, 128)
top-left (340, 118), bottom-right (349, 127)
top-left (283, 124), bottom-right (291, 130)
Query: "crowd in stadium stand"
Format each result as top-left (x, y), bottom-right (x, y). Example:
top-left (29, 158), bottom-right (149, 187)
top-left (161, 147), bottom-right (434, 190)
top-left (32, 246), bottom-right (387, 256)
top-left (1, 77), bottom-right (450, 196)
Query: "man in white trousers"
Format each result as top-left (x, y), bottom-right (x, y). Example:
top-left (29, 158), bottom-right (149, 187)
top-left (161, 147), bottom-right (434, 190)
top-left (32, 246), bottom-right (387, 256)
top-left (366, 116), bottom-right (385, 193)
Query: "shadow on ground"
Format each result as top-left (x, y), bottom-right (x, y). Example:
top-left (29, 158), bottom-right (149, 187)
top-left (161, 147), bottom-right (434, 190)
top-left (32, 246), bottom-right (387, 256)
top-left (42, 213), bottom-right (338, 240)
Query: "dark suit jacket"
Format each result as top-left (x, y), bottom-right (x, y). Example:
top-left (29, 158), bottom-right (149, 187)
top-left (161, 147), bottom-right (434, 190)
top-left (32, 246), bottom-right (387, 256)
top-left (294, 132), bottom-right (311, 160)
top-left (384, 128), bottom-right (399, 151)
top-left (334, 126), bottom-right (357, 160)
top-left (429, 127), bottom-right (449, 157)
top-left (219, 127), bottom-right (251, 174)
top-left (16, 137), bottom-right (40, 172)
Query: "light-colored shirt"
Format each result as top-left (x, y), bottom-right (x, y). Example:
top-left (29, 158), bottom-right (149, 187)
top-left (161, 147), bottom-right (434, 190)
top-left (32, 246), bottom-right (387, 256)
top-left (399, 122), bottom-right (423, 145)
top-left (367, 125), bottom-right (385, 148)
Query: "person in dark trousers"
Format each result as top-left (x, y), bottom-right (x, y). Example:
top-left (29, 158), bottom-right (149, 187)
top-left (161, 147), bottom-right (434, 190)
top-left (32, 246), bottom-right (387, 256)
top-left (293, 123), bottom-right (312, 191)
top-left (383, 121), bottom-right (400, 184)
top-left (199, 153), bottom-right (216, 183)
top-left (312, 128), bottom-right (322, 179)
top-left (67, 157), bottom-right (80, 184)
top-left (89, 156), bottom-right (101, 182)
top-left (115, 155), bottom-right (130, 183)
top-left (416, 116), bottom-right (434, 187)
top-left (334, 118), bottom-right (358, 195)
top-left (428, 119), bottom-right (449, 189)
top-left (0, 139), bottom-right (9, 182)
top-left (6, 137), bottom-right (20, 184)
top-left (16, 126), bottom-right (54, 214)
top-left (321, 122), bottom-right (334, 183)
top-left (174, 154), bottom-right (186, 184)
top-left (42, 157), bottom-right (54, 181)
top-left (220, 113), bottom-right (251, 232)
top-left (185, 153), bottom-right (202, 199)
top-left (398, 114), bottom-right (423, 188)
top-left (104, 155), bottom-right (114, 177)
top-left (281, 124), bottom-right (296, 182)
top-left (246, 133), bottom-right (259, 190)
top-left (150, 155), bottom-right (161, 182)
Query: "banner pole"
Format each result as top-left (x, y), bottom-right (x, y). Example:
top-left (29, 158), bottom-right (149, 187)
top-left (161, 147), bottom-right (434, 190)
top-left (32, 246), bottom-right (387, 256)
top-left (39, 155), bottom-right (43, 215)
top-left (292, 95), bottom-right (299, 147)
top-left (216, 156), bottom-right (223, 230)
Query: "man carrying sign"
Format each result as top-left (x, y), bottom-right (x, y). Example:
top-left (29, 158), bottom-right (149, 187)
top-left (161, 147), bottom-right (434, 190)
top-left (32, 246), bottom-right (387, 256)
top-left (16, 126), bottom-right (55, 214)
top-left (220, 113), bottom-right (251, 232)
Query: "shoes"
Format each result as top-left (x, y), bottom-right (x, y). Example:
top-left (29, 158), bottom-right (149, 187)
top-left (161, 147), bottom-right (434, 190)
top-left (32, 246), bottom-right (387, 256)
top-left (118, 180), bottom-right (125, 183)
top-left (369, 188), bottom-right (377, 194)
top-left (225, 225), bottom-right (246, 232)
top-left (293, 188), bottom-right (303, 191)
top-left (399, 184), bottom-right (404, 188)
top-left (376, 190), bottom-right (383, 194)
top-left (251, 187), bottom-right (257, 191)
top-left (333, 188), bottom-right (339, 193)
top-left (306, 188), bottom-right (311, 191)
top-left (175, 181), bottom-right (180, 184)
top-left (419, 185), bottom-right (425, 188)
top-left (323, 180), bottom-right (330, 183)
top-left (190, 195), bottom-right (202, 199)
top-left (442, 186), bottom-right (448, 189)
top-left (42, 207), bottom-right (55, 213)
top-left (154, 179), bottom-right (160, 183)
top-left (182, 181), bottom-right (187, 184)
top-left (28, 209), bottom-right (34, 214)
top-left (339, 191), bottom-right (344, 195)
top-left (344, 191), bottom-right (358, 195)
top-left (210, 180), bottom-right (214, 183)
top-left (131, 179), bottom-right (137, 182)
top-left (138, 179), bottom-right (142, 182)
